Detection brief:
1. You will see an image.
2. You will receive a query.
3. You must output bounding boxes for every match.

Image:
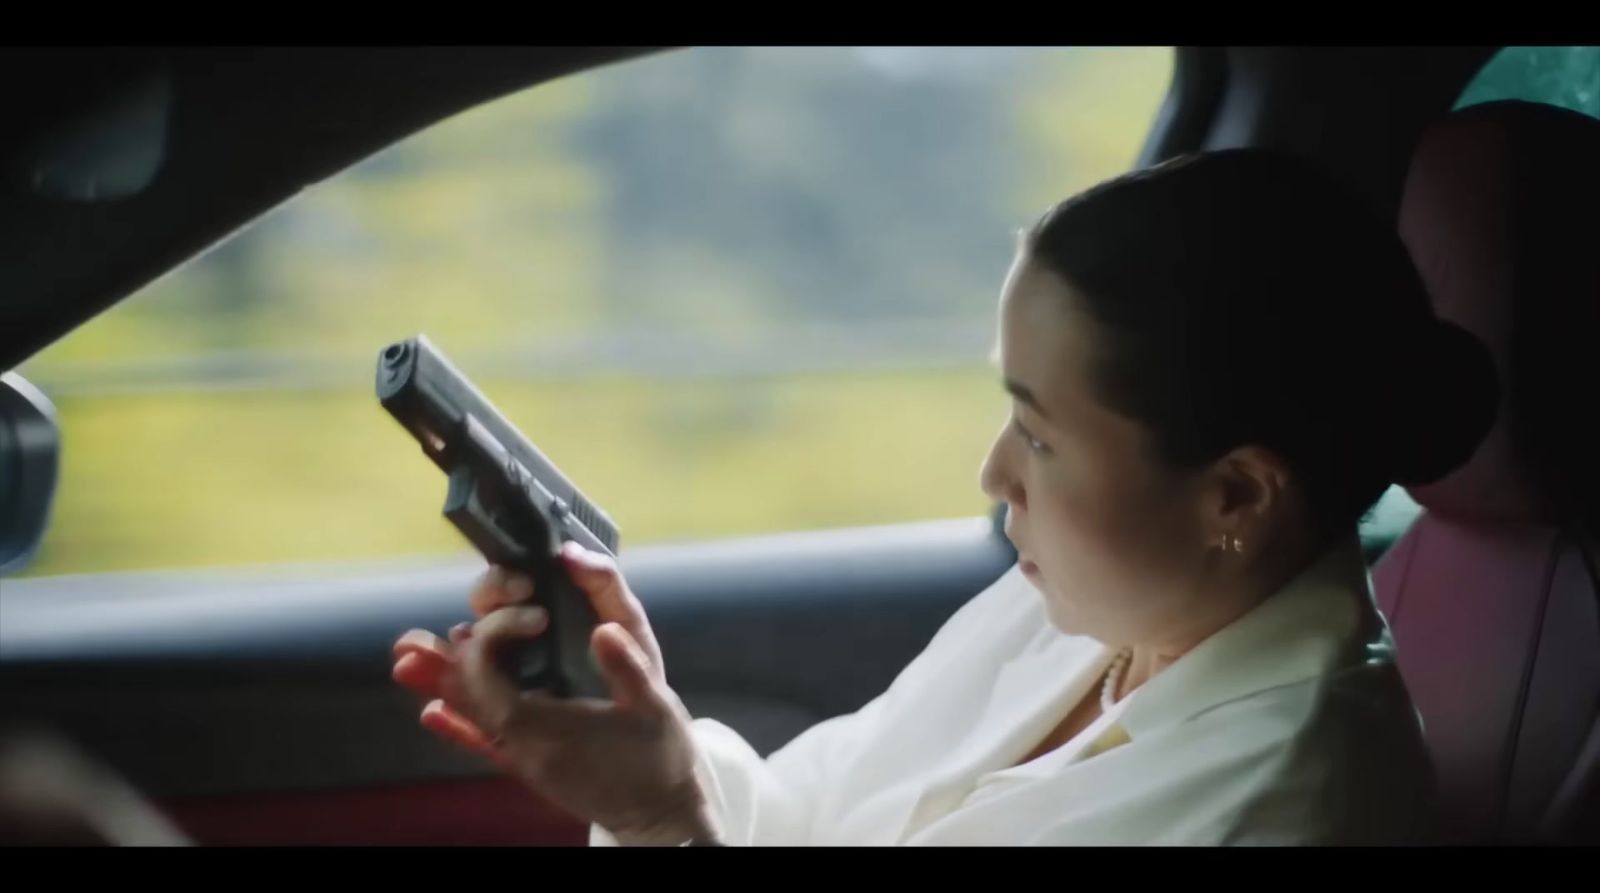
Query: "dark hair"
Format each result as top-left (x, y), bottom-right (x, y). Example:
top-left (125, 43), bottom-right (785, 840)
top-left (1024, 149), bottom-right (1498, 539)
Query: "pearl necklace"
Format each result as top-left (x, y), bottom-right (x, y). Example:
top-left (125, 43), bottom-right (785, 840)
top-left (1101, 647), bottom-right (1134, 712)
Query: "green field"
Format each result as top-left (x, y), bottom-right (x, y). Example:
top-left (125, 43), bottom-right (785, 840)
top-left (24, 366), bottom-right (1006, 576)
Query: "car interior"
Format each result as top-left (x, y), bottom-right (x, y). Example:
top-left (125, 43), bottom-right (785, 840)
top-left (0, 46), bottom-right (1595, 846)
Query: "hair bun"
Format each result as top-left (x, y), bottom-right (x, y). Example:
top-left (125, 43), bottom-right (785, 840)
top-left (1387, 320), bottom-right (1501, 487)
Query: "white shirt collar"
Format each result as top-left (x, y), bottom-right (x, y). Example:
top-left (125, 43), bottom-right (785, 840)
top-left (1118, 536), bottom-right (1379, 739)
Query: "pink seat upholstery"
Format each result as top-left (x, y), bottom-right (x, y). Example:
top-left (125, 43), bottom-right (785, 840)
top-left (1375, 100), bottom-right (1600, 845)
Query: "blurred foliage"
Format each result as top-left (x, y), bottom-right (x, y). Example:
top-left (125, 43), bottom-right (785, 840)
top-left (37, 371), bottom-right (1008, 572)
top-left (19, 47), bottom-right (1175, 577)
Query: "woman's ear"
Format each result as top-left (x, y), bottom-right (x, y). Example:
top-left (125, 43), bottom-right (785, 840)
top-left (1201, 446), bottom-right (1293, 552)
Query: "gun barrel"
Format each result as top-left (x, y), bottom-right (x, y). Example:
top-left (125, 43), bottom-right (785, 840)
top-left (377, 336), bottom-right (620, 556)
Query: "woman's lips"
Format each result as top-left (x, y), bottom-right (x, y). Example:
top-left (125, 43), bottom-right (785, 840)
top-left (1018, 557), bottom-right (1040, 576)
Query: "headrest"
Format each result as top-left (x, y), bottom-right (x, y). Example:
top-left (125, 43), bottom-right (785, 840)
top-left (1400, 101), bottom-right (1600, 526)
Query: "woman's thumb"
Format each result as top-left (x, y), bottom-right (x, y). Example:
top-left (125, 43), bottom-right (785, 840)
top-left (591, 622), bottom-right (659, 712)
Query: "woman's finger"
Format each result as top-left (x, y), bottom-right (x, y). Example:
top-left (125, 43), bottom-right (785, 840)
top-left (392, 628), bottom-right (450, 661)
top-left (560, 544), bottom-right (637, 623)
top-left (470, 566), bottom-right (537, 619)
top-left (450, 606), bottom-right (550, 735)
top-left (392, 651), bottom-right (449, 700)
top-left (419, 700), bottom-right (510, 770)
top-left (559, 545), bottom-right (660, 668)
top-left (470, 605), bottom-right (551, 649)
top-left (590, 622), bottom-right (665, 714)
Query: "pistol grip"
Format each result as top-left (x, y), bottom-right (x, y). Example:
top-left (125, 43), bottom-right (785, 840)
top-left (499, 561), bottom-right (606, 699)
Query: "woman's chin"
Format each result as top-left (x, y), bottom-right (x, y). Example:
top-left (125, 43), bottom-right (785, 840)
top-left (1043, 605), bottom-right (1083, 637)
top-left (1034, 582), bottom-right (1102, 640)
top-left (1018, 562), bottom-right (1089, 635)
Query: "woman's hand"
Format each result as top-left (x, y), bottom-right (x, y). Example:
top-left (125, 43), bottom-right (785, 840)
top-left (392, 542), bottom-right (717, 845)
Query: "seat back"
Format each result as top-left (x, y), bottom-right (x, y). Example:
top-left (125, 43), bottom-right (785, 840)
top-left (1374, 100), bottom-right (1600, 845)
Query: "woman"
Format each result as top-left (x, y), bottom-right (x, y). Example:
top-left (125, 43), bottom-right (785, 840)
top-left (391, 149), bottom-right (1497, 845)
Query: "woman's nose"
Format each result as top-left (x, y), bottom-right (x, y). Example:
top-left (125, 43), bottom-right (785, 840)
top-left (979, 429), bottom-right (1014, 505)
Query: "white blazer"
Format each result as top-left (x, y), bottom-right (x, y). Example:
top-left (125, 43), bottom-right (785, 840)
top-left (593, 537), bottom-right (1438, 846)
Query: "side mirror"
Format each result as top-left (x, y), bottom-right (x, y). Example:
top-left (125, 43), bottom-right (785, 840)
top-left (0, 372), bottom-right (60, 576)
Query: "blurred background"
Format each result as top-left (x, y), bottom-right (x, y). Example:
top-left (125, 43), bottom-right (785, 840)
top-left (12, 46), bottom-right (1170, 576)
top-left (13, 45), bottom-right (1596, 578)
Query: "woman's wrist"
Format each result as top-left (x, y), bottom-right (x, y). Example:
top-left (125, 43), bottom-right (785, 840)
top-left (674, 814), bottom-right (725, 846)
top-left (613, 814), bottom-right (721, 846)
top-left (611, 788), bottom-right (722, 846)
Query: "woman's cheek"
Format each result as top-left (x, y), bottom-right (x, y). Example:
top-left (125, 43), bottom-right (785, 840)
top-left (1060, 469), bottom-right (1154, 568)
top-left (1031, 474), bottom-right (1100, 560)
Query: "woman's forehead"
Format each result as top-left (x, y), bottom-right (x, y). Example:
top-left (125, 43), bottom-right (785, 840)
top-left (998, 263), bottom-right (1096, 410)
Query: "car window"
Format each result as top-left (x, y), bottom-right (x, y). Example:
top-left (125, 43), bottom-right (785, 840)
top-left (16, 47), bottom-right (1174, 577)
top-left (1455, 46), bottom-right (1599, 119)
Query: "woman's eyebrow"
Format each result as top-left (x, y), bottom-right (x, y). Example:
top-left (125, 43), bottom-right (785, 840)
top-left (1003, 378), bottom-right (1051, 420)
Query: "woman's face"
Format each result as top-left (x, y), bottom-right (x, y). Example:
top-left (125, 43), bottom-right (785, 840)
top-left (979, 253), bottom-right (1216, 647)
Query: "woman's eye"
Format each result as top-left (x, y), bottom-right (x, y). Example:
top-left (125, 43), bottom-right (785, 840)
top-left (1011, 418), bottom-right (1050, 455)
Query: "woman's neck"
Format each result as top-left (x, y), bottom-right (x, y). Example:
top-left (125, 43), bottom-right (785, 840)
top-left (1117, 526), bottom-right (1337, 699)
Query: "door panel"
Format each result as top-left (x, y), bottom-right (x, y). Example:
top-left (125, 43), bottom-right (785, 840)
top-left (166, 778), bottom-right (587, 847)
top-left (0, 516), bottom-right (1014, 843)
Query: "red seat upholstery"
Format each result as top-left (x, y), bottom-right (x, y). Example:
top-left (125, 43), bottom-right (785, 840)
top-left (1374, 100), bottom-right (1600, 845)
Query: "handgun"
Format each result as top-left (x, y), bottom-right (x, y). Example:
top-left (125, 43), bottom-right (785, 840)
top-left (376, 335), bottom-right (617, 699)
